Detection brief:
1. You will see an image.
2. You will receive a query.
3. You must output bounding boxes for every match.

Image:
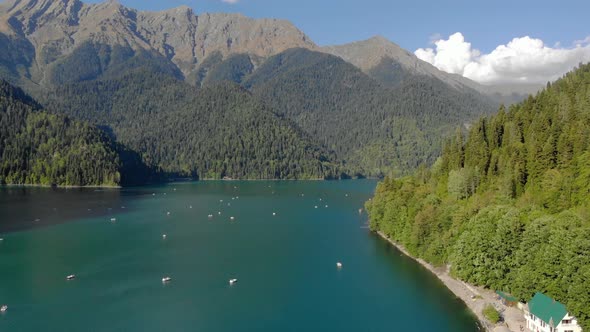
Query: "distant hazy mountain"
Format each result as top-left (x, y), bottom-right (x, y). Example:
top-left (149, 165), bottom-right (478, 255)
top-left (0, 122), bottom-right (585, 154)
top-left (321, 36), bottom-right (482, 90)
top-left (321, 36), bottom-right (541, 103)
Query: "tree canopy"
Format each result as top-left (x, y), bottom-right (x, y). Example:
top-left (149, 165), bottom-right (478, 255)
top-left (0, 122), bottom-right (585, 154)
top-left (366, 63), bottom-right (590, 330)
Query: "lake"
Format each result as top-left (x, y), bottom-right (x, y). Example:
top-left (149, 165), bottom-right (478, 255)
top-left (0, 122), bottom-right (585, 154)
top-left (0, 181), bottom-right (480, 331)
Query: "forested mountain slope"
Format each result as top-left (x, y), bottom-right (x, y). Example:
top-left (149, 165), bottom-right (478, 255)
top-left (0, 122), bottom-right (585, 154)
top-left (0, 80), bottom-right (150, 186)
top-left (42, 70), bottom-right (343, 179)
top-left (244, 48), bottom-right (497, 176)
top-left (366, 64), bottom-right (590, 329)
top-left (0, 1), bottom-right (502, 179)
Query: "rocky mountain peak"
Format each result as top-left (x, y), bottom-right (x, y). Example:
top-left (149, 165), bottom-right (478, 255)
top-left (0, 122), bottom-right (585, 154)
top-left (0, 0), bottom-right (317, 80)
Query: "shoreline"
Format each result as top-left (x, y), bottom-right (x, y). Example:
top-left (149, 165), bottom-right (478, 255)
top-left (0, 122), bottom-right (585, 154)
top-left (376, 231), bottom-right (525, 332)
top-left (1, 184), bottom-right (122, 189)
top-left (1, 178), bottom-right (379, 189)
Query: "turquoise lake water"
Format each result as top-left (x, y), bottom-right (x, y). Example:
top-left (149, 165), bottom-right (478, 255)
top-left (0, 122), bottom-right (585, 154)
top-left (0, 181), bottom-right (480, 331)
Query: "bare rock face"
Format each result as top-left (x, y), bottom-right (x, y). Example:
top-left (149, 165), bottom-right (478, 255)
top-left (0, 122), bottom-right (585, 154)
top-left (0, 0), bottom-right (317, 80)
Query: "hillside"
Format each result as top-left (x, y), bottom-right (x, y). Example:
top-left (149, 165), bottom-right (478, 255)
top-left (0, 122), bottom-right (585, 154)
top-left (244, 48), bottom-right (497, 176)
top-left (366, 64), bottom-right (590, 329)
top-left (42, 69), bottom-right (343, 180)
top-left (0, 79), bottom-right (151, 186)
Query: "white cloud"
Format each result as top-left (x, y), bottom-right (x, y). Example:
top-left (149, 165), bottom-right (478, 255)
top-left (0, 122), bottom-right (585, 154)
top-left (221, 0), bottom-right (240, 3)
top-left (415, 33), bottom-right (590, 85)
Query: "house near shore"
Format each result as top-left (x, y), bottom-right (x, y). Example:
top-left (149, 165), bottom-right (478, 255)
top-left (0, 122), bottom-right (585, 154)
top-left (524, 292), bottom-right (582, 332)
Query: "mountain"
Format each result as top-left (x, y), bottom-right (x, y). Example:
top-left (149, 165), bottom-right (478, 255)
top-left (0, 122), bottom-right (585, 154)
top-left (41, 68), bottom-right (344, 180)
top-left (366, 64), bottom-right (590, 329)
top-left (0, 0), bottom-right (315, 89)
top-left (0, 0), bottom-right (499, 178)
top-left (244, 48), bottom-right (497, 176)
top-left (321, 36), bottom-right (482, 91)
top-left (321, 36), bottom-right (541, 103)
top-left (0, 79), bottom-right (151, 186)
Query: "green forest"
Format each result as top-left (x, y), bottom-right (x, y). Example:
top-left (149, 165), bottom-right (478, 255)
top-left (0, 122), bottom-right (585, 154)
top-left (1, 40), bottom-right (497, 184)
top-left (41, 46), bottom-right (495, 179)
top-left (43, 69), bottom-right (343, 180)
top-left (0, 80), bottom-right (152, 186)
top-left (366, 64), bottom-right (590, 329)
top-left (244, 48), bottom-right (496, 177)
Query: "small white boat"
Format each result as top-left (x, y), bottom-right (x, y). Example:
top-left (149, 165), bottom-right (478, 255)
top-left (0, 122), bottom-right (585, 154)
top-left (167, 212), bottom-right (171, 216)
top-left (189, 205), bottom-right (192, 209)
top-left (1, 305), bottom-right (7, 313)
top-left (110, 218), bottom-right (116, 222)
top-left (152, 193), bottom-right (156, 196)
top-left (66, 274), bottom-right (76, 280)
top-left (336, 262), bottom-right (343, 268)
top-left (162, 234), bottom-right (167, 239)
top-left (229, 278), bottom-right (238, 285)
top-left (218, 211), bottom-right (221, 215)
top-left (272, 212), bottom-right (276, 216)
top-left (314, 206), bottom-right (318, 209)
top-left (162, 276), bottom-right (172, 283)
top-left (0, 238), bottom-right (3, 242)
top-left (230, 216), bottom-right (235, 221)
top-left (220, 200), bottom-right (223, 203)
top-left (325, 205), bottom-right (328, 208)
top-left (208, 214), bottom-right (213, 218)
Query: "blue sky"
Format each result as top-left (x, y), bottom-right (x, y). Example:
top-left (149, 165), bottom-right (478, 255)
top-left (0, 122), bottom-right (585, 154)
top-left (91, 0), bottom-right (588, 52)
top-left (86, 0), bottom-right (590, 84)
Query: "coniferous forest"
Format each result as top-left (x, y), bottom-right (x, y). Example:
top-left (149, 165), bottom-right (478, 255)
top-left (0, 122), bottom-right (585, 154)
top-left (35, 45), bottom-right (495, 181)
top-left (0, 80), bottom-right (153, 186)
top-left (366, 63), bottom-right (590, 329)
top-left (42, 68), bottom-right (344, 180)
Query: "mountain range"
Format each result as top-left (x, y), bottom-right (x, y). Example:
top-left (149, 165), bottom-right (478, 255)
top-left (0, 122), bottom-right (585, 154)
top-left (0, 0), bottom-right (514, 182)
top-left (0, 0), bottom-right (528, 96)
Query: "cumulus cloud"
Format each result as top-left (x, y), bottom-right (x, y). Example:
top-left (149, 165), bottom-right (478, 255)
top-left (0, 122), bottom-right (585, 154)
top-left (415, 33), bottom-right (590, 85)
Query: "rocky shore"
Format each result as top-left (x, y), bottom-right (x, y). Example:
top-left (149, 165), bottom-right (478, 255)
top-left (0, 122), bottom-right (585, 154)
top-left (377, 231), bottom-right (527, 332)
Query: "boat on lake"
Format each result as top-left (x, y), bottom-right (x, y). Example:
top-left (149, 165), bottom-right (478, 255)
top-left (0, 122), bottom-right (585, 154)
top-left (162, 276), bottom-right (172, 283)
top-left (66, 274), bottom-right (76, 280)
top-left (229, 278), bottom-right (238, 285)
top-left (1, 305), bottom-right (7, 313)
